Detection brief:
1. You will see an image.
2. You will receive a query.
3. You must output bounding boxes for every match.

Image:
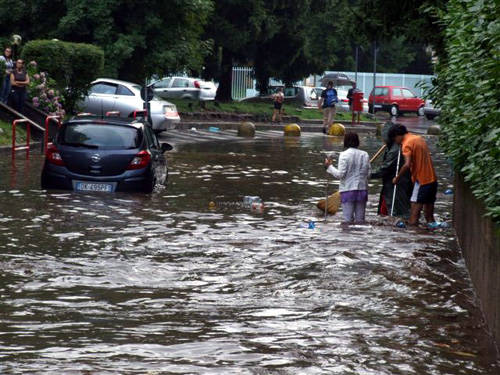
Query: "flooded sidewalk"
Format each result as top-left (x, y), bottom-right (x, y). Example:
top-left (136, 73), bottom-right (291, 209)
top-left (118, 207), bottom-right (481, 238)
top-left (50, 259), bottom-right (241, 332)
top-left (0, 134), bottom-right (498, 374)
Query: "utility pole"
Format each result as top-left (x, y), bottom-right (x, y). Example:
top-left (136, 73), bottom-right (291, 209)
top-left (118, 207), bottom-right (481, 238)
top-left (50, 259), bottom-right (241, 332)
top-left (372, 40), bottom-right (377, 115)
top-left (355, 46), bottom-right (359, 84)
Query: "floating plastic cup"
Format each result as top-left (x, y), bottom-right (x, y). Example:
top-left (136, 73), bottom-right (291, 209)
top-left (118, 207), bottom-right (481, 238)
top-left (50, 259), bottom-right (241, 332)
top-left (243, 196), bottom-right (262, 207)
top-left (444, 189), bottom-right (453, 195)
top-left (308, 221), bottom-right (315, 229)
top-left (396, 220), bottom-right (406, 228)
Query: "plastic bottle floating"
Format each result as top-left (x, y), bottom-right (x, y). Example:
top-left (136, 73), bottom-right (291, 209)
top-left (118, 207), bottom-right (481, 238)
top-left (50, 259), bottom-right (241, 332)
top-left (243, 196), bottom-right (264, 211)
top-left (428, 221), bottom-right (450, 229)
top-left (209, 126), bottom-right (220, 132)
top-left (308, 221), bottom-right (316, 229)
top-left (396, 220), bottom-right (406, 228)
top-left (444, 189), bottom-right (453, 195)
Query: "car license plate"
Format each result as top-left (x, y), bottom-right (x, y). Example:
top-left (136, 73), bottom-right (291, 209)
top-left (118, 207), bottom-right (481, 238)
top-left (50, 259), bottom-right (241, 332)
top-left (74, 181), bottom-right (113, 192)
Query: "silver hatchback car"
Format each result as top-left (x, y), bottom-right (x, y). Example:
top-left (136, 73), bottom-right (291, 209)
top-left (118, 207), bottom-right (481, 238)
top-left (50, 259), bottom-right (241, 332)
top-left (150, 76), bottom-right (217, 101)
top-left (81, 78), bottom-right (181, 133)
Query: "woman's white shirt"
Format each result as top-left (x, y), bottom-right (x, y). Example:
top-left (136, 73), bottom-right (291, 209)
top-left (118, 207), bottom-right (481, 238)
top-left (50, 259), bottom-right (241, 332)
top-left (326, 147), bottom-right (371, 192)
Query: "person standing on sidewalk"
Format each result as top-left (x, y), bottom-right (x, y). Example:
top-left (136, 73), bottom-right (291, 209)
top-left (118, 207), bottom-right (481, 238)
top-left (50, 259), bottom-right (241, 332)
top-left (10, 59), bottom-right (30, 114)
top-left (272, 87), bottom-right (284, 123)
top-left (390, 124), bottom-right (438, 226)
top-left (0, 47), bottom-right (14, 104)
top-left (318, 81), bottom-right (338, 133)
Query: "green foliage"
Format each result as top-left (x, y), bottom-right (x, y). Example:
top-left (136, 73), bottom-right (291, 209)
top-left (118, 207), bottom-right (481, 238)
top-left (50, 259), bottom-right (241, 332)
top-left (0, 119), bottom-right (26, 146)
top-left (21, 39), bottom-right (104, 114)
top-left (0, 0), bottom-right (213, 82)
top-left (429, 0), bottom-right (500, 222)
top-left (25, 61), bottom-right (65, 117)
top-left (168, 98), bottom-right (371, 121)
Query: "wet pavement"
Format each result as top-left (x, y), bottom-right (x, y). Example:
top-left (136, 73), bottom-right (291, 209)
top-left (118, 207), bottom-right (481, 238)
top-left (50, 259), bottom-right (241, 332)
top-left (0, 131), bottom-right (498, 374)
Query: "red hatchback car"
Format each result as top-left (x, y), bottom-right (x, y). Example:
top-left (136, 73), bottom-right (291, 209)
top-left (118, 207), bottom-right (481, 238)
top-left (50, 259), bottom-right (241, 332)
top-left (368, 86), bottom-right (425, 116)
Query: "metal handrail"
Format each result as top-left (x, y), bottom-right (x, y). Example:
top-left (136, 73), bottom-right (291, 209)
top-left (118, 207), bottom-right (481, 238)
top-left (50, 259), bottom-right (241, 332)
top-left (12, 119), bottom-right (31, 160)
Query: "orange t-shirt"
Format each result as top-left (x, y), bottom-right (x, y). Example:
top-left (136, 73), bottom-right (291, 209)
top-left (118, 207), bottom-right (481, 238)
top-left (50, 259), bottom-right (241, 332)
top-left (402, 133), bottom-right (437, 185)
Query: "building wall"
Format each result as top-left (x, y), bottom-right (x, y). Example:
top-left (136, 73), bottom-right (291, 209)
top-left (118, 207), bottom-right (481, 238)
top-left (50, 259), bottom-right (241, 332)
top-left (454, 173), bottom-right (500, 347)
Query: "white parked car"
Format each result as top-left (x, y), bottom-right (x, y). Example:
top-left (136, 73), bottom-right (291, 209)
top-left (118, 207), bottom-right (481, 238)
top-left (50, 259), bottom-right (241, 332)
top-left (336, 86), bottom-right (369, 113)
top-left (150, 76), bottom-right (217, 101)
top-left (81, 78), bottom-right (180, 133)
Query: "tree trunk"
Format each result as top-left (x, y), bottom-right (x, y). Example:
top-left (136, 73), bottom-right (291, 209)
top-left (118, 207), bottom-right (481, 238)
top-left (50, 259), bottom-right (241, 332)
top-left (255, 70), bottom-right (269, 96)
top-left (215, 48), bottom-right (233, 102)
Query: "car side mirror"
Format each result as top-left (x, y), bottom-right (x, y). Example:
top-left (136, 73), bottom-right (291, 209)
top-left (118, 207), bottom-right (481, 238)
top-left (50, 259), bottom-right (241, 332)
top-left (161, 143), bottom-right (173, 153)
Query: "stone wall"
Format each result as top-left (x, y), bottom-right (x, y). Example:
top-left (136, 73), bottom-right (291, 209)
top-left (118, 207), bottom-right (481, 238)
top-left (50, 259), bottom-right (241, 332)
top-left (454, 173), bottom-right (500, 348)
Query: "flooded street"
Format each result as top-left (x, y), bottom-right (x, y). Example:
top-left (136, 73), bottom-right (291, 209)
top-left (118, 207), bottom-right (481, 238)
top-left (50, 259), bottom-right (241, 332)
top-left (0, 133), bottom-right (498, 374)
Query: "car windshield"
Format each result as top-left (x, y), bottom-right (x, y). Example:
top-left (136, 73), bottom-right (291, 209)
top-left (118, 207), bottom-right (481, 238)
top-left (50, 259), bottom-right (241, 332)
top-left (60, 124), bottom-right (142, 150)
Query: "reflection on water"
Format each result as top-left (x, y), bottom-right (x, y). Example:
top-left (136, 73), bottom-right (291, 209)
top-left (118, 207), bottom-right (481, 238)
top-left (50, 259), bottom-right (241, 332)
top-left (0, 135), bottom-right (498, 374)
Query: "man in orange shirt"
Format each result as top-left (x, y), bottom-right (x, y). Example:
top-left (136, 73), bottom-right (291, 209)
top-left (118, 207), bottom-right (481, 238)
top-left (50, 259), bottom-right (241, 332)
top-left (389, 125), bottom-right (438, 226)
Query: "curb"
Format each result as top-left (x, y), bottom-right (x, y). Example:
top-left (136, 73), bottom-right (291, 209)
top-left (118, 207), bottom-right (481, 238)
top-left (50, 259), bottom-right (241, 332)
top-left (177, 121), bottom-right (379, 134)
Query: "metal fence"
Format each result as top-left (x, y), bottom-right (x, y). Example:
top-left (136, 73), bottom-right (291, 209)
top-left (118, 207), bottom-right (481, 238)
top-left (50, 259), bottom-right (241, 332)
top-left (231, 67), bottom-right (434, 100)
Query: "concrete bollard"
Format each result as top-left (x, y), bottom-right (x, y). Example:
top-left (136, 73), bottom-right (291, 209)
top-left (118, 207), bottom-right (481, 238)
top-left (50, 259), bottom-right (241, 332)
top-left (427, 124), bottom-right (441, 135)
top-left (328, 123), bottom-right (345, 136)
top-left (284, 123), bottom-right (301, 137)
top-left (238, 121), bottom-right (256, 137)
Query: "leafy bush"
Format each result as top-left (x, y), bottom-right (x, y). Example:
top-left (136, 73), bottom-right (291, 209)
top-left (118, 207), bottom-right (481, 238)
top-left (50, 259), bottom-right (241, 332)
top-left (26, 61), bottom-right (65, 117)
top-left (429, 0), bottom-right (500, 222)
top-left (21, 40), bottom-right (104, 114)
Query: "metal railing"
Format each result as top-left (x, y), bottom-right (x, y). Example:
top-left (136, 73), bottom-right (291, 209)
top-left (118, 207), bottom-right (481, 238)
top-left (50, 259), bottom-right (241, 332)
top-left (11, 119), bottom-right (31, 160)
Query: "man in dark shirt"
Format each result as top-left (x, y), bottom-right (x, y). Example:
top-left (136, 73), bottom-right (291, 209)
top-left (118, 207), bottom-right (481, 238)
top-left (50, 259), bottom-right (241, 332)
top-left (318, 81), bottom-right (338, 133)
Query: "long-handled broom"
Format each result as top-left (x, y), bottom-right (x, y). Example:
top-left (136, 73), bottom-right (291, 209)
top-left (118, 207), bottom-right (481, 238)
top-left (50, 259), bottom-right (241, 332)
top-left (317, 144), bottom-right (387, 215)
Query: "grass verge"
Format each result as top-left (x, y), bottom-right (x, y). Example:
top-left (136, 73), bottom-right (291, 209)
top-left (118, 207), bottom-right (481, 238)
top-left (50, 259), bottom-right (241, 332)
top-left (170, 99), bottom-right (372, 122)
top-left (0, 119), bottom-right (27, 146)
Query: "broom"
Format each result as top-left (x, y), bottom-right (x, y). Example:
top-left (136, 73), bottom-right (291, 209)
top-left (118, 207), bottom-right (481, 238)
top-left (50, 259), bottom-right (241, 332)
top-left (317, 144), bottom-right (387, 215)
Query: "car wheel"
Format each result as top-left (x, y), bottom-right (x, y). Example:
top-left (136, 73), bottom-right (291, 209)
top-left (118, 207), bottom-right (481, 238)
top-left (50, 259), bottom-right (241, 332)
top-left (425, 114), bottom-right (436, 120)
top-left (368, 104), bottom-right (374, 114)
top-left (143, 171), bottom-right (156, 193)
top-left (390, 105), bottom-right (399, 117)
top-left (417, 106), bottom-right (425, 116)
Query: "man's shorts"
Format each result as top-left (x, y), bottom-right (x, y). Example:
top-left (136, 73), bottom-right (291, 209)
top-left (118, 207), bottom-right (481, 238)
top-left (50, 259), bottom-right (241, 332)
top-left (274, 102), bottom-right (283, 110)
top-left (411, 181), bottom-right (438, 204)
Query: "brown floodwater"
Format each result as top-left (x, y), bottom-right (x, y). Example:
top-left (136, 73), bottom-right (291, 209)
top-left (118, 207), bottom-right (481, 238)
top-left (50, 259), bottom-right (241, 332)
top-left (0, 133), bottom-right (498, 374)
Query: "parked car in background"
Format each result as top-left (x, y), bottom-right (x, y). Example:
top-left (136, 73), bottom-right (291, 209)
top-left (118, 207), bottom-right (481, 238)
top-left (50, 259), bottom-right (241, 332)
top-left (368, 86), bottom-right (425, 116)
top-left (335, 85), bottom-right (369, 113)
top-left (150, 76), bottom-right (217, 101)
top-left (81, 78), bottom-right (180, 133)
top-left (423, 99), bottom-right (441, 120)
top-left (41, 116), bottom-right (172, 193)
top-left (265, 85), bottom-right (325, 108)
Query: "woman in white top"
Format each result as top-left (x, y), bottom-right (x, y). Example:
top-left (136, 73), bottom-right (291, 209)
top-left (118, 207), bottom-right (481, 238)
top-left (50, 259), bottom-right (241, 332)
top-left (324, 132), bottom-right (371, 223)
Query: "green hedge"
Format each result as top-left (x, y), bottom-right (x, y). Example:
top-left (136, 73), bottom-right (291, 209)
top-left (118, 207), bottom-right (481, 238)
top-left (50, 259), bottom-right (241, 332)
top-left (21, 40), bottom-right (104, 113)
top-left (430, 0), bottom-right (500, 222)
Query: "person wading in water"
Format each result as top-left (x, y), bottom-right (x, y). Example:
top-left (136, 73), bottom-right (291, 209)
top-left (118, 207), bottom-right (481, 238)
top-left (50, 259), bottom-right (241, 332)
top-left (371, 122), bottom-right (412, 218)
top-left (390, 125), bottom-right (438, 226)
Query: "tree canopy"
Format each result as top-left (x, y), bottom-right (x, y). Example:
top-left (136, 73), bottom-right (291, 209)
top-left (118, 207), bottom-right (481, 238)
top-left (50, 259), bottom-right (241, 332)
top-left (0, 0), bottom-right (437, 98)
top-left (0, 0), bottom-right (213, 82)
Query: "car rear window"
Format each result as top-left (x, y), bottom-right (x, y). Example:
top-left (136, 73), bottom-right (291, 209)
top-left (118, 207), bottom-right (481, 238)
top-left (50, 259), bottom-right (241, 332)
top-left (374, 87), bottom-right (389, 96)
top-left (60, 124), bottom-right (142, 149)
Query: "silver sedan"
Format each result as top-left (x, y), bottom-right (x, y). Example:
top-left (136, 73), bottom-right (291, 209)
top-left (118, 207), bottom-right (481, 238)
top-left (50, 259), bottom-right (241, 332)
top-left (81, 78), bottom-right (181, 133)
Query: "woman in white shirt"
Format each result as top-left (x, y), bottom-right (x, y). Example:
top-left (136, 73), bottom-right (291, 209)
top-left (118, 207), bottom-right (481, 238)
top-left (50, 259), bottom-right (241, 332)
top-left (324, 132), bottom-right (371, 223)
